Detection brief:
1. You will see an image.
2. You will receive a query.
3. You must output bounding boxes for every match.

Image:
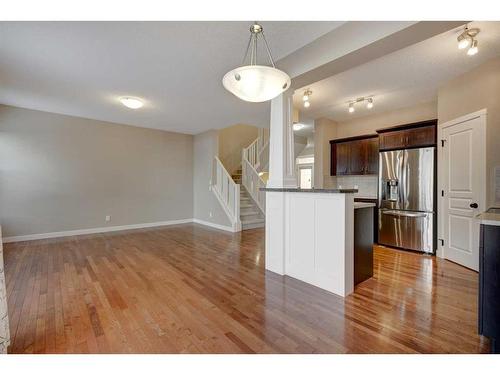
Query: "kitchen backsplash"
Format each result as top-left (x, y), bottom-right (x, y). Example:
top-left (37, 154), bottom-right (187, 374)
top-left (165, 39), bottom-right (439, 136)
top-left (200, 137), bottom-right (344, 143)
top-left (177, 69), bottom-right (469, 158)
top-left (325, 175), bottom-right (378, 198)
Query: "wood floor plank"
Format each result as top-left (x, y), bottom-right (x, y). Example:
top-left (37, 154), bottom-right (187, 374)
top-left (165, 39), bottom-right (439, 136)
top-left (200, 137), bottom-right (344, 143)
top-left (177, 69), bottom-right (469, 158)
top-left (3, 224), bottom-right (489, 353)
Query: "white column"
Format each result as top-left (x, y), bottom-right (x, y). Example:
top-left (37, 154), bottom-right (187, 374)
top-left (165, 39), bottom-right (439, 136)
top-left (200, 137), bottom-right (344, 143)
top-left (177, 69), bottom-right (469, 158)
top-left (265, 91), bottom-right (297, 275)
top-left (267, 91), bottom-right (297, 189)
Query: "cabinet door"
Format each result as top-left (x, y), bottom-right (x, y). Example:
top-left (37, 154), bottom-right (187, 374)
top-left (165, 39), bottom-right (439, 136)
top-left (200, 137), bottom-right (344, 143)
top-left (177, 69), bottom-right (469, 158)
top-left (348, 140), bottom-right (366, 175)
top-left (365, 138), bottom-right (379, 174)
top-left (405, 125), bottom-right (436, 148)
top-left (379, 130), bottom-right (406, 150)
top-left (335, 142), bottom-right (350, 175)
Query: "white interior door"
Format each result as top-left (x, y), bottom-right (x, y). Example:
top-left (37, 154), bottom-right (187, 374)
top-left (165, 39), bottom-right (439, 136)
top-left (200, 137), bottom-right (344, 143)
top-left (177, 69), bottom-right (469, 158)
top-left (299, 167), bottom-right (312, 189)
top-left (440, 110), bottom-right (486, 271)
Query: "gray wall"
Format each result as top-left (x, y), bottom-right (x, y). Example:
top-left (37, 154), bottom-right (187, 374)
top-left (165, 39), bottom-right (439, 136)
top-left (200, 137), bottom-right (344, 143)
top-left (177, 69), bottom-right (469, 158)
top-left (0, 105), bottom-right (193, 237)
top-left (193, 130), bottom-right (232, 228)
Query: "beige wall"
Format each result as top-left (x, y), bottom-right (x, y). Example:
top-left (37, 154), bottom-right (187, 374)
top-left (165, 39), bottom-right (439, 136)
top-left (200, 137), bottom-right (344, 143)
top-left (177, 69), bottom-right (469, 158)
top-left (0, 105), bottom-right (194, 238)
top-left (218, 124), bottom-right (258, 175)
top-left (193, 130), bottom-right (232, 228)
top-left (438, 57), bottom-right (500, 206)
top-left (313, 117), bottom-right (337, 188)
top-left (335, 101), bottom-right (437, 139)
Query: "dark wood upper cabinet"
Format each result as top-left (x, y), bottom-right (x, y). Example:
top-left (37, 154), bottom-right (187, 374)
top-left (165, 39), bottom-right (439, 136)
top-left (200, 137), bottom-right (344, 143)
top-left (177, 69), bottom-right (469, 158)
top-left (405, 126), bottom-right (436, 148)
top-left (377, 120), bottom-right (437, 151)
top-left (330, 135), bottom-right (379, 176)
top-left (348, 141), bottom-right (366, 175)
top-left (331, 142), bottom-right (350, 175)
top-left (365, 137), bottom-right (379, 175)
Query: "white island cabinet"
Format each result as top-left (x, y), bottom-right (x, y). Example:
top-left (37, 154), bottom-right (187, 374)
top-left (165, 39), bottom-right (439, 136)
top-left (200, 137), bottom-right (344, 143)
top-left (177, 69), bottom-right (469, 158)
top-left (263, 188), bottom-right (359, 297)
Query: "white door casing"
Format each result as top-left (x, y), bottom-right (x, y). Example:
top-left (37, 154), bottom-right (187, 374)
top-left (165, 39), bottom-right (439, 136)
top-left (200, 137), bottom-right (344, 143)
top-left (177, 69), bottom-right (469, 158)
top-left (438, 109), bottom-right (486, 271)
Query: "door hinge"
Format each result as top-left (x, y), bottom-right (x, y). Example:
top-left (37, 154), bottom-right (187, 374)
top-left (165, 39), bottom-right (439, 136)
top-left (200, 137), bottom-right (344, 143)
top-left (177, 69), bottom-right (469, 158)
top-left (441, 139), bottom-right (446, 147)
top-left (439, 239), bottom-right (444, 246)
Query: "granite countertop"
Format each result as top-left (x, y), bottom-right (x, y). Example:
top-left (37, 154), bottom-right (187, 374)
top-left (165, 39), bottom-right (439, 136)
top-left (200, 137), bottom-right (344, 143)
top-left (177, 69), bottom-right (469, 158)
top-left (260, 188), bottom-right (358, 193)
top-left (477, 208), bottom-right (500, 226)
top-left (354, 202), bottom-right (376, 209)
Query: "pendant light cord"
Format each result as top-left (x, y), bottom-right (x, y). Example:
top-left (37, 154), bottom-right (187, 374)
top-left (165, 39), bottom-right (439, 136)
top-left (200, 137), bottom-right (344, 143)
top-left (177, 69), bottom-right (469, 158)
top-left (240, 23), bottom-right (276, 68)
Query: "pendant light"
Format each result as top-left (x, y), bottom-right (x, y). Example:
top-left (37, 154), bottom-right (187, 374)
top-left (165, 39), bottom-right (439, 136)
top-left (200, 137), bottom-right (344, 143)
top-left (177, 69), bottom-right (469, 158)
top-left (222, 23), bottom-right (291, 103)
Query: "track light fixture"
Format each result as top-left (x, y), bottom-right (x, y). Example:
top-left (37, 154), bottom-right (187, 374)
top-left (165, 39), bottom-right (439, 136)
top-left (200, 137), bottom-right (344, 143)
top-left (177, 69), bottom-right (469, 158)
top-left (302, 89), bottom-right (312, 108)
top-left (457, 26), bottom-right (480, 56)
top-left (348, 97), bottom-right (374, 113)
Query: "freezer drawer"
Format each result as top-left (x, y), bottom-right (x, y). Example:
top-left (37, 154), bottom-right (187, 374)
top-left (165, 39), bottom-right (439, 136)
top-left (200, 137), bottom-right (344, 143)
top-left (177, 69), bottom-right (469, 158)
top-left (378, 210), bottom-right (434, 253)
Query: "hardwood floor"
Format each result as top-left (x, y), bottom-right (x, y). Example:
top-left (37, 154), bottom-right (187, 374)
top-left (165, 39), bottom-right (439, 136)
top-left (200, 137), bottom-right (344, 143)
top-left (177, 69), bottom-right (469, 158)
top-left (3, 224), bottom-right (489, 353)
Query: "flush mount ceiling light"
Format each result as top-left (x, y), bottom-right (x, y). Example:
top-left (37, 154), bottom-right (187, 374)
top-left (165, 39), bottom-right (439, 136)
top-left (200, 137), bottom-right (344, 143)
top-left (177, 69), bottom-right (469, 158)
top-left (348, 97), bottom-right (374, 113)
top-left (457, 26), bottom-right (480, 55)
top-left (302, 89), bottom-right (312, 108)
top-left (222, 22), bottom-right (291, 103)
top-left (293, 123), bottom-right (305, 131)
top-left (120, 97), bottom-right (144, 109)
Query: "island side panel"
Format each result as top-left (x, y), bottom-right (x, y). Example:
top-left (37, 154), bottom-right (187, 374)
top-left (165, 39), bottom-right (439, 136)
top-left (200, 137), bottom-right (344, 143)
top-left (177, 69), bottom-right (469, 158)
top-left (286, 192), bottom-right (355, 297)
top-left (265, 191), bottom-right (286, 275)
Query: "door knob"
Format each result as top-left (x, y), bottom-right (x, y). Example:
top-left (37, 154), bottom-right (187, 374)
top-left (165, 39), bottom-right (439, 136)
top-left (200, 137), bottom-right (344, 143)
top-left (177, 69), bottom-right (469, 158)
top-left (470, 203), bottom-right (478, 209)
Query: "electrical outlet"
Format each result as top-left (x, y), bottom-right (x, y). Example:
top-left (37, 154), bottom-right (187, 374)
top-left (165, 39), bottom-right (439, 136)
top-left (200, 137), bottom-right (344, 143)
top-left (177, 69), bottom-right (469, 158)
top-left (105, 215), bottom-right (111, 222)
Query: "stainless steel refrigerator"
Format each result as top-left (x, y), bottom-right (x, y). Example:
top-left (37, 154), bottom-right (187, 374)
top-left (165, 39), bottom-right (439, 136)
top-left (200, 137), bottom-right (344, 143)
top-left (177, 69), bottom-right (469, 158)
top-left (378, 147), bottom-right (435, 253)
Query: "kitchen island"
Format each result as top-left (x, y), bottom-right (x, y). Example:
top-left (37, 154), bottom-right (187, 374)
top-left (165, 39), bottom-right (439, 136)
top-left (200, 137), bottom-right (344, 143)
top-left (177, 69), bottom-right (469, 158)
top-left (262, 188), bottom-right (374, 297)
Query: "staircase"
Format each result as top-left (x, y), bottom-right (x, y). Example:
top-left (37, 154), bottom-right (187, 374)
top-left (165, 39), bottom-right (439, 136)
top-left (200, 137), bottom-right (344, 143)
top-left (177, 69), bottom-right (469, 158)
top-left (232, 168), bottom-right (265, 230)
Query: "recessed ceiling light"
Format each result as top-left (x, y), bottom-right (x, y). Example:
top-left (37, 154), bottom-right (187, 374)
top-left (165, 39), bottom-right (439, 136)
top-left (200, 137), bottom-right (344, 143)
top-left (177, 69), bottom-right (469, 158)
top-left (120, 97), bottom-right (144, 109)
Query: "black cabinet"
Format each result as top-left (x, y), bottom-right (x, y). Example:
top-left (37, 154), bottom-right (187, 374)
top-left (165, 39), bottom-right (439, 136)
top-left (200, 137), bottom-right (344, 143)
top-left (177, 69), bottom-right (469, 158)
top-left (479, 223), bottom-right (500, 353)
top-left (330, 135), bottom-right (379, 176)
top-left (355, 198), bottom-right (378, 244)
top-left (354, 206), bottom-right (374, 286)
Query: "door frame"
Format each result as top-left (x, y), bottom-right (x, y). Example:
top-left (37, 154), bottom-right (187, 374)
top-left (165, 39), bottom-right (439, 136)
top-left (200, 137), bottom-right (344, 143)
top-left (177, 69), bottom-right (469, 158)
top-left (437, 108), bottom-right (487, 260)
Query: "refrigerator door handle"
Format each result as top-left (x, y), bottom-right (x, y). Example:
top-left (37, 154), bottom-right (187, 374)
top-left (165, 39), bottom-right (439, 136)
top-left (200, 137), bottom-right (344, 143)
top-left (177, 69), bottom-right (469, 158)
top-left (381, 210), bottom-right (428, 218)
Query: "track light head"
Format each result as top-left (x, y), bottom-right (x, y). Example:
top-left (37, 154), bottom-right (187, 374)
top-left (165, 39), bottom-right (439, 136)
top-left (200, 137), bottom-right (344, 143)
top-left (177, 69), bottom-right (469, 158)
top-left (367, 98), bottom-right (374, 109)
top-left (467, 39), bottom-right (478, 56)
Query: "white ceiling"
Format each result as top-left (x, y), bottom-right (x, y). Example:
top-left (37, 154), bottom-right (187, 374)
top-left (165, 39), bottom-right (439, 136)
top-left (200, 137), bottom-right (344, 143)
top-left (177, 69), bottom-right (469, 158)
top-left (294, 21), bottom-right (500, 122)
top-left (0, 21), bottom-right (344, 134)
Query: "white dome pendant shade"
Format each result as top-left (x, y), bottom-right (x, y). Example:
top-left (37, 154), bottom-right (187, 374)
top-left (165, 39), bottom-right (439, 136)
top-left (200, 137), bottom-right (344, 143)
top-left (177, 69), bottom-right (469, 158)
top-left (223, 65), bottom-right (290, 103)
top-left (222, 23), bottom-right (291, 103)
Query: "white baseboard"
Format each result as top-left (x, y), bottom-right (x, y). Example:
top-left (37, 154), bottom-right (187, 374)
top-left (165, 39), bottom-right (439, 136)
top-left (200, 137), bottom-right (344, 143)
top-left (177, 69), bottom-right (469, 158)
top-left (2, 218), bottom-right (193, 243)
top-left (192, 218), bottom-right (237, 233)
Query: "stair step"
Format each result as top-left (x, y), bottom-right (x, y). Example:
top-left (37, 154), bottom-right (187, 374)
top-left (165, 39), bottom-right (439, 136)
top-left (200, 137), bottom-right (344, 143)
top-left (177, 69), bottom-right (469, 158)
top-left (241, 218), bottom-right (265, 230)
top-left (241, 210), bottom-right (260, 217)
